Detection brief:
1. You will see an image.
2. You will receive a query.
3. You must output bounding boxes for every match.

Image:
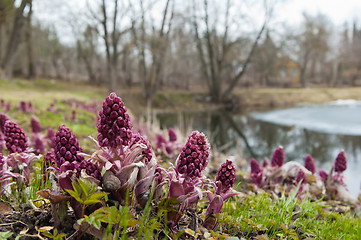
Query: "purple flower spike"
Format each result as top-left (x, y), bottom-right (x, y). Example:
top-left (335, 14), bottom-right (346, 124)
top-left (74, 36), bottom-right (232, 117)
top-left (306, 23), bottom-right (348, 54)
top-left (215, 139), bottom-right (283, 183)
top-left (4, 120), bottom-right (28, 153)
top-left (156, 134), bottom-right (167, 149)
top-left (31, 116), bottom-right (42, 134)
top-left (319, 170), bottom-right (328, 184)
top-left (5, 103), bottom-right (11, 111)
top-left (33, 135), bottom-right (45, 154)
top-left (271, 146), bottom-right (285, 167)
top-left (334, 151), bottom-right (347, 173)
top-left (78, 160), bottom-right (101, 181)
top-left (216, 159), bottom-right (236, 191)
top-left (19, 101), bottom-right (27, 112)
top-left (0, 113), bottom-right (9, 133)
top-left (54, 125), bottom-right (84, 167)
top-left (176, 131), bottom-right (210, 178)
top-left (250, 158), bottom-right (264, 186)
top-left (304, 154), bottom-right (316, 174)
top-left (296, 169), bottom-right (306, 184)
top-left (168, 128), bottom-right (177, 142)
top-left (130, 133), bottom-right (152, 164)
top-left (262, 157), bottom-right (269, 168)
top-left (250, 158), bottom-right (261, 174)
top-left (97, 92), bottom-right (133, 148)
top-left (46, 128), bottom-right (56, 149)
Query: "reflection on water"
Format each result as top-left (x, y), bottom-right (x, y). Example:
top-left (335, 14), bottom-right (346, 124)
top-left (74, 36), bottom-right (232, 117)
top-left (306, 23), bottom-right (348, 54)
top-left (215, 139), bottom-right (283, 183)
top-left (156, 109), bottom-right (361, 197)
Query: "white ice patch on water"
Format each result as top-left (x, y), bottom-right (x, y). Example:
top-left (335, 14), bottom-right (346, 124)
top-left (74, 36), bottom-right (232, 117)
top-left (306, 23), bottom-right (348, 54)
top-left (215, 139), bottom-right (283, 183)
top-left (251, 100), bottom-right (361, 136)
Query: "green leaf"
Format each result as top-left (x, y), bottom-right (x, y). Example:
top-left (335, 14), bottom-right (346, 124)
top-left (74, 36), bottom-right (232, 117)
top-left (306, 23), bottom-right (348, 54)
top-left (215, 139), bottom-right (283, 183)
top-left (93, 219), bottom-right (101, 230)
top-left (78, 178), bottom-right (91, 197)
top-left (88, 192), bottom-right (109, 200)
top-left (83, 199), bottom-right (101, 205)
top-left (158, 197), bottom-right (182, 212)
top-left (72, 180), bottom-right (82, 196)
top-left (0, 231), bottom-right (13, 239)
top-left (65, 189), bottom-right (83, 203)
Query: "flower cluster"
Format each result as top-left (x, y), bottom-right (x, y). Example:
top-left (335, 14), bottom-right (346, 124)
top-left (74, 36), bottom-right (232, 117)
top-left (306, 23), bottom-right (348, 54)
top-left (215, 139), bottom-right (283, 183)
top-left (54, 125), bottom-right (84, 167)
top-left (216, 159), bottom-right (236, 191)
top-left (0, 92), bottom-right (240, 233)
top-left (31, 116), bottom-right (42, 134)
top-left (97, 92), bottom-right (133, 148)
top-left (176, 131), bottom-right (210, 178)
top-left (4, 120), bottom-right (28, 153)
top-left (203, 159), bottom-right (239, 230)
top-left (271, 146), bottom-right (284, 167)
top-left (304, 154), bottom-right (316, 174)
top-left (247, 148), bottom-right (357, 203)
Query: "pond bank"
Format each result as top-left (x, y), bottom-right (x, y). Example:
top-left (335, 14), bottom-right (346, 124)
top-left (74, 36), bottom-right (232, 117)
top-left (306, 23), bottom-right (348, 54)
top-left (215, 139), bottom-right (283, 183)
top-left (121, 87), bottom-right (361, 115)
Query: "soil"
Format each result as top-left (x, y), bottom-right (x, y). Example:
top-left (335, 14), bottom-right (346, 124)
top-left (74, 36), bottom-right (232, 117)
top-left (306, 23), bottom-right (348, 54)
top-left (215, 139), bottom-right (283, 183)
top-left (0, 203), bottom-right (93, 240)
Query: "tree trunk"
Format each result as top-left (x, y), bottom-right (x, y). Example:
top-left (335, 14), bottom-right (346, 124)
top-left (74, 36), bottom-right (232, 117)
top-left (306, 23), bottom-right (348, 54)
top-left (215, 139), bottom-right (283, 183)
top-left (26, 0), bottom-right (35, 79)
top-left (1, 0), bottom-right (29, 80)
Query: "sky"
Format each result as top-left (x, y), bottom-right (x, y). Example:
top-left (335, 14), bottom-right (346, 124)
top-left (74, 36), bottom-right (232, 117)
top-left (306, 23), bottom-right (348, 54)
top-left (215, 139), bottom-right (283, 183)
top-left (275, 0), bottom-right (361, 26)
top-left (32, 0), bottom-right (361, 45)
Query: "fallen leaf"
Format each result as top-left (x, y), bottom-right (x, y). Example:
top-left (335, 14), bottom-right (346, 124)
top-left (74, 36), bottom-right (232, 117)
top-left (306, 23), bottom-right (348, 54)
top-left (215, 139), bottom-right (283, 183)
top-left (0, 202), bottom-right (11, 214)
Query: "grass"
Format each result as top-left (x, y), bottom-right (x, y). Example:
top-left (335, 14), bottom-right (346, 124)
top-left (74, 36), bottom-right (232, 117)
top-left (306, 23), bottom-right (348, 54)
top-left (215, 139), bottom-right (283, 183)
top-left (219, 191), bottom-right (361, 239)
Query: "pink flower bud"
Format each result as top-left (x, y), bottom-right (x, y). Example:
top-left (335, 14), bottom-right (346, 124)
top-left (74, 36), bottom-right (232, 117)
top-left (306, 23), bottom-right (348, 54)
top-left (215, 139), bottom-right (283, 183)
top-left (216, 159), bottom-right (236, 190)
top-left (271, 146), bottom-right (284, 167)
top-left (334, 151), bottom-right (347, 173)
top-left (31, 116), bottom-right (42, 134)
top-left (319, 170), bottom-right (328, 183)
top-left (304, 154), bottom-right (316, 174)
top-left (176, 131), bottom-right (210, 178)
top-left (168, 128), bottom-right (177, 142)
top-left (4, 120), bottom-right (28, 153)
top-left (54, 125), bottom-right (84, 167)
top-left (296, 169), bottom-right (306, 184)
top-left (97, 92), bottom-right (133, 148)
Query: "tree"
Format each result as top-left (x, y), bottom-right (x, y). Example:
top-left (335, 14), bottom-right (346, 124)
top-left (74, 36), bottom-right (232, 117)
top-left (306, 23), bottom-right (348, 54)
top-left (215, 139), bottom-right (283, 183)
top-left (130, 0), bottom-right (174, 105)
top-left (253, 30), bottom-right (279, 86)
top-left (87, 0), bottom-right (132, 92)
top-left (290, 13), bottom-right (332, 87)
top-left (1, 0), bottom-right (31, 80)
top-left (192, 0), bottom-right (270, 103)
top-left (77, 25), bottom-right (99, 84)
top-left (25, 0), bottom-right (35, 79)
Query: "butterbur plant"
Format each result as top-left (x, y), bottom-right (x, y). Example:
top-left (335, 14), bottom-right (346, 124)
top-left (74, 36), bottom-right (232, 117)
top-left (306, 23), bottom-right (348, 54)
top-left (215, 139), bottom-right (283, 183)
top-left (176, 131), bottom-right (209, 179)
top-left (203, 160), bottom-right (239, 230)
top-left (163, 131), bottom-right (210, 229)
top-left (304, 154), bottom-right (316, 174)
top-left (54, 125), bottom-right (84, 167)
top-left (53, 125), bottom-right (102, 219)
top-left (271, 146), bottom-right (284, 167)
top-left (85, 92), bottom-right (157, 207)
top-left (295, 169), bottom-right (306, 198)
top-left (31, 116), bottom-right (42, 134)
top-left (97, 92), bottom-right (133, 152)
top-left (4, 120), bottom-right (28, 154)
top-left (250, 158), bottom-right (265, 188)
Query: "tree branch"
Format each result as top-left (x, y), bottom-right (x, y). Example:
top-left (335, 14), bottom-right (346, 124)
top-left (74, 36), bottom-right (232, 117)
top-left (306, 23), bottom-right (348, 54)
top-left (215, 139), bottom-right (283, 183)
top-left (222, 20), bottom-right (266, 98)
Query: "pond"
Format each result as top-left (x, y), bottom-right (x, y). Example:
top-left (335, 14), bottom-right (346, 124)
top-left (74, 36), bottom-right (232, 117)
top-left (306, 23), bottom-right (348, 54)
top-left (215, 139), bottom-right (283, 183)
top-left (156, 100), bottom-right (361, 197)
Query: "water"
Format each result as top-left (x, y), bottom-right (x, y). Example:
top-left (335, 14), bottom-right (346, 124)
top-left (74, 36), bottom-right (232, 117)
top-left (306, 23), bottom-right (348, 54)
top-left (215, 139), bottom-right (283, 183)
top-left (156, 100), bottom-right (361, 197)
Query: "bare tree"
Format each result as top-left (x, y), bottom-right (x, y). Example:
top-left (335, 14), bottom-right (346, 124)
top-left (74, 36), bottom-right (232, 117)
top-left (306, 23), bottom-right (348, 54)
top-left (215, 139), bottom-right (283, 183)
top-left (1, 0), bottom-right (31, 80)
top-left (25, 0), bottom-right (35, 79)
top-left (192, 0), bottom-right (270, 103)
top-left (286, 13), bottom-right (331, 87)
top-left (130, 0), bottom-right (174, 105)
top-left (77, 25), bottom-right (98, 84)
